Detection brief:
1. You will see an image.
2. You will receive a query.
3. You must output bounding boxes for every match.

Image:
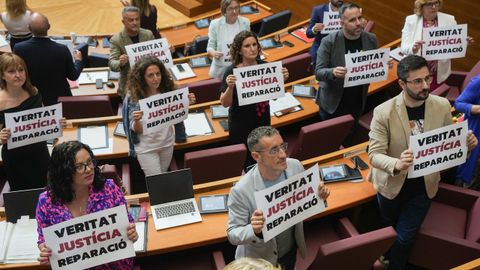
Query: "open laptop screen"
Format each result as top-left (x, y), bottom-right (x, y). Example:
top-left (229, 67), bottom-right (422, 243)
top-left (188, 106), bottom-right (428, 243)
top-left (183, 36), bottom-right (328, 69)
top-left (146, 169), bottom-right (195, 206)
top-left (3, 187), bottom-right (44, 223)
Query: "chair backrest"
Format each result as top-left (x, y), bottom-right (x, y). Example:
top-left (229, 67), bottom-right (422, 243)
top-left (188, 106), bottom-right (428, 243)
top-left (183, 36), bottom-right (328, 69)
top-left (58, 95), bottom-right (114, 119)
top-left (282, 52), bottom-right (312, 83)
top-left (185, 78), bottom-right (222, 104)
top-left (310, 226), bottom-right (397, 270)
top-left (75, 42), bottom-right (89, 68)
top-left (184, 144), bottom-right (247, 184)
top-left (364, 20), bottom-right (375, 33)
top-left (462, 60), bottom-right (480, 90)
top-left (189, 36), bottom-right (209, 55)
top-left (288, 114), bottom-right (355, 161)
top-left (88, 53), bottom-right (109, 68)
top-left (257, 10), bottom-right (292, 37)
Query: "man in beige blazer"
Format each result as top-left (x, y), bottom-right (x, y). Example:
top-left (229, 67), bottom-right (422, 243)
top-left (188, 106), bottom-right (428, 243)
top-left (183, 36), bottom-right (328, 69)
top-left (368, 55), bottom-right (477, 269)
top-left (109, 6), bottom-right (154, 98)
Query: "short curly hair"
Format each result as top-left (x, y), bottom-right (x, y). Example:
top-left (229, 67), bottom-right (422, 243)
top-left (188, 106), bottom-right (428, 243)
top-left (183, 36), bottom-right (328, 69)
top-left (414, 0), bottom-right (443, 16)
top-left (47, 141), bottom-right (104, 204)
top-left (126, 56), bottom-right (175, 103)
top-left (230, 30), bottom-right (262, 66)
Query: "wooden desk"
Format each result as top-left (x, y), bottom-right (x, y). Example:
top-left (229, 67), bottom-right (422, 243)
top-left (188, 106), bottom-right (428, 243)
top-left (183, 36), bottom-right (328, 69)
top-left (161, 1), bottom-right (272, 49)
top-left (0, 143), bottom-right (374, 269)
top-left (70, 67), bottom-right (118, 98)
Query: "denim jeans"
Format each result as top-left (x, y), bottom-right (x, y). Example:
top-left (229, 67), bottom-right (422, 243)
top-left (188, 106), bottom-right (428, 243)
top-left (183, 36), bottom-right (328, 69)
top-left (376, 179), bottom-right (431, 270)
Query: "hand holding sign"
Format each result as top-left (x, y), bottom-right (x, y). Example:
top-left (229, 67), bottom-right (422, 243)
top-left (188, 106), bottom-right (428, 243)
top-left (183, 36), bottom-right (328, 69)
top-left (313, 23), bottom-right (324, 33)
top-left (395, 149), bottom-right (414, 172)
top-left (412, 40), bottom-right (425, 54)
top-left (467, 130), bottom-right (478, 151)
top-left (250, 210), bottom-right (265, 235)
top-left (38, 243), bottom-right (52, 265)
top-left (0, 128), bottom-right (10, 144)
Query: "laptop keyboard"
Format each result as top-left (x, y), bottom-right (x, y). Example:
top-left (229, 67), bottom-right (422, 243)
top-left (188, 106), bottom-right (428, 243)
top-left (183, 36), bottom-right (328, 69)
top-left (154, 201), bottom-right (196, 218)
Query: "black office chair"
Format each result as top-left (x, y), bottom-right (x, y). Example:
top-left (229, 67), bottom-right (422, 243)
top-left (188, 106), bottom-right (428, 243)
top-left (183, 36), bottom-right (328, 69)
top-left (187, 36), bottom-right (209, 55)
top-left (89, 52), bottom-right (109, 67)
top-left (75, 42), bottom-right (89, 68)
top-left (256, 10), bottom-right (292, 37)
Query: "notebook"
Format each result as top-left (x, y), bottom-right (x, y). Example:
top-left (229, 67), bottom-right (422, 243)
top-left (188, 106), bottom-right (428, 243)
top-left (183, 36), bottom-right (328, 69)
top-left (3, 188), bottom-right (44, 223)
top-left (146, 169), bottom-right (202, 230)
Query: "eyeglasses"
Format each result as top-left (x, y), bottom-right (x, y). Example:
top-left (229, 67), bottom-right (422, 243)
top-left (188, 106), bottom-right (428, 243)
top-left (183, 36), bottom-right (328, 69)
top-left (74, 159), bottom-right (96, 173)
top-left (405, 75), bottom-right (433, 87)
top-left (255, 142), bottom-right (288, 156)
top-left (226, 6), bottom-right (240, 13)
top-left (423, 1), bottom-right (440, 8)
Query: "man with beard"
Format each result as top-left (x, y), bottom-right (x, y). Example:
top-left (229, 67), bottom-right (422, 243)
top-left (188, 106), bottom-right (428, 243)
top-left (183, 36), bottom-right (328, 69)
top-left (227, 126), bottom-right (330, 270)
top-left (368, 55), bottom-right (477, 269)
top-left (315, 3), bottom-right (376, 146)
top-left (306, 0), bottom-right (343, 66)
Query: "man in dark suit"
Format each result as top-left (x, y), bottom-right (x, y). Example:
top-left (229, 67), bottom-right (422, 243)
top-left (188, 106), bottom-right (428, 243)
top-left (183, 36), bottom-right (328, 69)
top-left (14, 13), bottom-right (83, 106)
top-left (306, 0), bottom-right (343, 66)
top-left (315, 2), bottom-right (377, 145)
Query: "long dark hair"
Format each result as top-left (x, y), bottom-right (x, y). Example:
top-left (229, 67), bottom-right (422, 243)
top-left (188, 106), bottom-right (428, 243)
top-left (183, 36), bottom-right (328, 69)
top-left (47, 141), bottom-right (104, 204)
top-left (230, 30), bottom-right (262, 66)
top-left (127, 56), bottom-right (175, 103)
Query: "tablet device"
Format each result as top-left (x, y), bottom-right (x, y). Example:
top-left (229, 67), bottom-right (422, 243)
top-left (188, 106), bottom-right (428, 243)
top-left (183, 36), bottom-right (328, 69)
top-left (320, 164), bottom-right (347, 182)
top-left (190, 56), bottom-right (212, 68)
top-left (240, 5), bottom-right (259, 14)
top-left (259, 38), bottom-right (282, 49)
top-left (292, 85), bottom-right (316, 98)
top-left (211, 105), bottom-right (229, 119)
top-left (114, 121), bottom-right (127, 137)
top-left (194, 18), bottom-right (210, 29)
top-left (198, 195), bottom-right (229, 214)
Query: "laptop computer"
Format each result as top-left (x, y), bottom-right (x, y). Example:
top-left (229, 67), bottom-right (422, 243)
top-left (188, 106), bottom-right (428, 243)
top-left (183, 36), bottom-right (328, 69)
top-left (3, 187), bottom-right (44, 223)
top-left (146, 169), bottom-right (202, 230)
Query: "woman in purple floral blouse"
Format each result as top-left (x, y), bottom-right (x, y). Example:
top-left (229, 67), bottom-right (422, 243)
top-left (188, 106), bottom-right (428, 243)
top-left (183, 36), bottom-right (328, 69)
top-left (35, 141), bottom-right (138, 269)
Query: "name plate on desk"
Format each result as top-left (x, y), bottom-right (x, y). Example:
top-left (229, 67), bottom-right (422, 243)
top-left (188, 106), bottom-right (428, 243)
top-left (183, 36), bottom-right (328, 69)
top-left (78, 125), bottom-right (108, 149)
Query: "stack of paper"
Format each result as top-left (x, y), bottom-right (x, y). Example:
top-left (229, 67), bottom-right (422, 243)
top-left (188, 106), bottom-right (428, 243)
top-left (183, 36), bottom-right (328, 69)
top-left (184, 112), bottom-right (213, 136)
top-left (0, 217), bottom-right (40, 264)
top-left (270, 92), bottom-right (301, 116)
top-left (170, 63), bottom-right (196, 81)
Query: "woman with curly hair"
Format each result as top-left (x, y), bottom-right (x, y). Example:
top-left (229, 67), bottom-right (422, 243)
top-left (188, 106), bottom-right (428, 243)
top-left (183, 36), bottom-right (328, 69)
top-left (220, 30), bottom-right (288, 168)
top-left (0, 0), bottom-right (33, 50)
top-left (125, 56), bottom-right (194, 176)
top-left (35, 141), bottom-right (138, 269)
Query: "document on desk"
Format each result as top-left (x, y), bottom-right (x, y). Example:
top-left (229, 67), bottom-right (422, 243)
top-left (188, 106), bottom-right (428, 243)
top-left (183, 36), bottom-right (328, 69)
top-left (78, 70), bottom-right (109, 84)
top-left (184, 112), bottom-right (213, 136)
top-left (1, 217), bottom-right (40, 264)
top-left (134, 221), bottom-right (147, 253)
top-left (0, 35), bottom-right (8, 47)
top-left (78, 125), bottom-right (109, 149)
top-left (269, 92), bottom-right (301, 116)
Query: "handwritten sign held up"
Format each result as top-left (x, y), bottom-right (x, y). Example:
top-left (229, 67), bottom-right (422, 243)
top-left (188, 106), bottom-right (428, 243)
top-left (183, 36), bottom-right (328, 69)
top-left (125, 38), bottom-right (173, 68)
top-left (321, 12), bottom-right (341, 34)
top-left (422, 24), bottom-right (468, 61)
top-left (254, 164), bottom-right (326, 242)
top-left (344, 48), bottom-right (390, 88)
top-left (234, 61), bottom-right (285, 106)
top-left (43, 205), bottom-right (135, 270)
top-left (138, 87), bottom-right (189, 135)
top-left (5, 103), bottom-right (62, 150)
top-left (408, 121), bottom-right (468, 178)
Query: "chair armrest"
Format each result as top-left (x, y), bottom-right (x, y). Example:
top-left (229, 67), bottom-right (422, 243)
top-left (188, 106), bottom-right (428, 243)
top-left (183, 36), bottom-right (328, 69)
top-left (121, 163), bottom-right (131, 195)
top-left (431, 84), bottom-right (451, 97)
top-left (335, 217), bottom-right (360, 238)
top-left (435, 183), bottom-right (480, 210)
top-left (212, 250), bottom-right (226, 270)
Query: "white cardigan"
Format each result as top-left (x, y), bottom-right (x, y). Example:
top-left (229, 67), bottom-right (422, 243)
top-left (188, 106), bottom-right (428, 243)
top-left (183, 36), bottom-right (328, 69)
top-left (401, 12), bottom-right (457, 84)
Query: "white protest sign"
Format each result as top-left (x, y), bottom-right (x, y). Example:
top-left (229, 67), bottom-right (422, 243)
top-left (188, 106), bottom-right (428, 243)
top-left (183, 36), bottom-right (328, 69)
top-left (138, 87), bottom-right (189, 135)
top-left (408, 121), bottom-right (468, 178)
top-left (219, 42), bottom-right (232, 66)
top-left (234, 61), bottom-right (285, 106)
top-left (321, 12), bottom-right (341, 34)
top-left (43, 205), bottom-right (135, 270)
top-left (254, 164), bottom-right (326, 242)
top-left (344, 48), bottom-right (390, 88)
top-left (125, 38), bottom-right (173, 68)
top-left (422, 24), bottom-right (467, 61)
top-left (5, 103), bottom-right (63, 150)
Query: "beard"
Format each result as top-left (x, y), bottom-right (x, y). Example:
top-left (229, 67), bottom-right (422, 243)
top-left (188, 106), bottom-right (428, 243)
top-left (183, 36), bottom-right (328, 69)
top-left (406, 86), bottom-right (429, 101)
top-left (331, 0), bottom-right (344, 8)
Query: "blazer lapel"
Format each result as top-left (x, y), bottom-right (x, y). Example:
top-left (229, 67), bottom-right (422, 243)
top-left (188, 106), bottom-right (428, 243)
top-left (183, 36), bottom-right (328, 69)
top-left (423, 97), bottom-right (434, 131)
top-left (336, 31), bottom-right (346, 66)
top-left (395, 94), bottom-right (412, 146)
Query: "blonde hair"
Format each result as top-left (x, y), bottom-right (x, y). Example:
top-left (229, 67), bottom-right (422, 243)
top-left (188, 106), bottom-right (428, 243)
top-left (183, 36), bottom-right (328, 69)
top-left (414, 0), bottom-right (443, 16)
top-left (0, 53), bottom-right (37, 95)
top-left (131, 0), bottom-right (151, 17)
top-left (6, 0), bottom-right (28, 18)
top-left (224, 258), bottom-right (282, 270)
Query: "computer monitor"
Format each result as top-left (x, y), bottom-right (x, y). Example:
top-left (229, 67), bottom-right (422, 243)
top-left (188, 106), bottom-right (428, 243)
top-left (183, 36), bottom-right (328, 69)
top-left (257, 10), bottom-right (292, 37)
top-left (75, 42), bottom-right (89, 67)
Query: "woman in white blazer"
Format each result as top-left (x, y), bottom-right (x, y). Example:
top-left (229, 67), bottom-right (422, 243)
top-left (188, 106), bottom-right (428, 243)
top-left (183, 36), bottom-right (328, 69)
top-left (207, 0), bottom-right (250, 79)
top-left (401, 0), bottom-right (472, 89)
